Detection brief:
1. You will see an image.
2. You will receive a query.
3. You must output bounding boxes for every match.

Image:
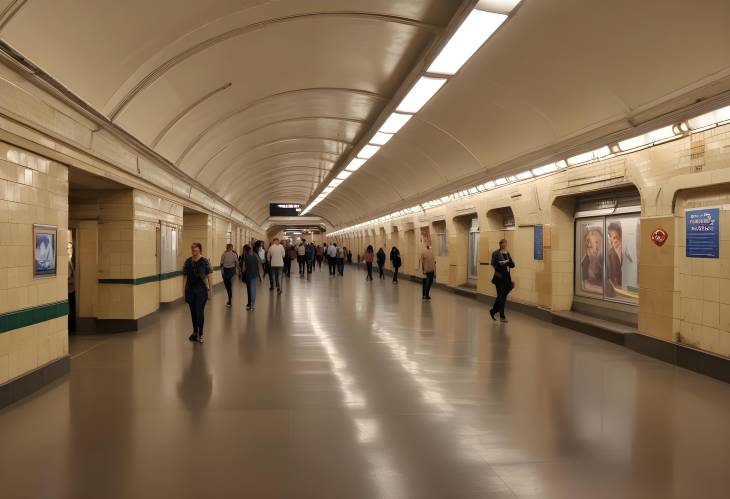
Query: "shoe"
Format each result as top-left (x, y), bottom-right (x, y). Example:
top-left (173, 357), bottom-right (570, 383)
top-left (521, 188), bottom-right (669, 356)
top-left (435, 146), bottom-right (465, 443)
top-left (197, 334), bottom-right (204, 343)
top-left (269, 287), bottom-right (274, 290)
top-left (489, 310), bottom-right (496, 321)
top-left (500, 317), bottom-right (508, 323)
top-left (188, 333), bottom-right (198, 342)
top-left (425, 296), bottom-right (431, 300)
top-left (226, 302), bottom-right (232, 308)
top-left (277, 288), bottom-right (282, 295)
top-left (250, 306), bottom-right (255, 311)
top-left (246, 304), bottom-right (251, 310)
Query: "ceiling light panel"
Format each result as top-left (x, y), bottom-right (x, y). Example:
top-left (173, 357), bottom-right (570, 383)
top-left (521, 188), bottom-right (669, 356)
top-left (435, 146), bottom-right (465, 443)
top-left (428, 10), bottom-right (508, 76)
top-left (396, 76), bottom-right (448, 114)
top-left (345, 158), bottom-right (367, 172)
top-left (380, 112), bottom-right (413, 134)
top-left (357, 145), bottom-right (380, 159)
top-left (336, 171), bottom-right (352, 180)
top-left (370, 132), bottom-right (394, 146)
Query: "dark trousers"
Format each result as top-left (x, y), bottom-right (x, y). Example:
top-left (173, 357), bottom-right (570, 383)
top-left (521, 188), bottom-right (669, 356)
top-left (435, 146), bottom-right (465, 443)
top-left (366, 262), bottom-right (373, 280)
top-left (490, 279), bottom-right (512, 318)
top-left (337, 258), bottom-right (344, 275)
top-left (306, 259), bottom-right (313, 274)
top-left (328, 257), bottom-right (337, 275)
top-left (68, 291), bottom-right (76, 333)
top-left (378, 263), bottom-right (385, 279)
top-left (222, 267), bottom-right (236, 303)
top-left (393, 267), bottom-right (399, 282)
top-left (317, 257), bottom-right (322, 269)
top-left (186, 286), bottom-right (208, 336)
top-left (298, 255), bottom-right (306, 276)
top-left (283, 258), bottom-right (291, 277)
top-left (422, 272), bottom-right (434, 298)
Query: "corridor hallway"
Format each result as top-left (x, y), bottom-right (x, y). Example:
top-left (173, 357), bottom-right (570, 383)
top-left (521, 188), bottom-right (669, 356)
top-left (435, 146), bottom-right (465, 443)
top-left (1, 267), bottom-right (729, 499)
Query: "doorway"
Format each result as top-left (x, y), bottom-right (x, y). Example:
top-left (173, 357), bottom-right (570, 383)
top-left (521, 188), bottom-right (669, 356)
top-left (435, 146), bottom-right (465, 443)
top-left (467, 218), bottom-right (479, 284)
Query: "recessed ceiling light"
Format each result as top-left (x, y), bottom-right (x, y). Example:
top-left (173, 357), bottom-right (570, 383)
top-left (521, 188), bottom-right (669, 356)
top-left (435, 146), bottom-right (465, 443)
top-left (380, 112), bottom-right (413, 134)
top-left (396, 76), bottom-right (448, 114)
top-left (357, 145), bottom-right (380, 159)
top-left (345, 158), bottom-right (367, 172)
top-left (370, 132), bottom-right (394, 146)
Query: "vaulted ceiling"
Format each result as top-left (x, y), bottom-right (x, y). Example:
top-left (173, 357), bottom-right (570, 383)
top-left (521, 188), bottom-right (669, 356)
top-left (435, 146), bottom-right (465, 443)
top-left (1, 0), bottom-right (729, 227)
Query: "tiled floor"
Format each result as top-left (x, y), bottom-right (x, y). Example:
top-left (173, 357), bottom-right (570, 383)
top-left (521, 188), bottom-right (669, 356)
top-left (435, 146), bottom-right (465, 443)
top-left (1, 266), bottom-right (729, 498)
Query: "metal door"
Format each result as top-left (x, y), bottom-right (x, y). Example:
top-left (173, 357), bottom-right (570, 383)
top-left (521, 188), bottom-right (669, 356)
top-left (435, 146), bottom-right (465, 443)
top-left (467, 218), bottom-right (479, 280)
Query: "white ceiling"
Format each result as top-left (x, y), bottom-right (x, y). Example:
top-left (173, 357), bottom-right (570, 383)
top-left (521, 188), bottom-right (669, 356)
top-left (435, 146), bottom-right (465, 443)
top-left (2, 0), bottom-right (730, 226)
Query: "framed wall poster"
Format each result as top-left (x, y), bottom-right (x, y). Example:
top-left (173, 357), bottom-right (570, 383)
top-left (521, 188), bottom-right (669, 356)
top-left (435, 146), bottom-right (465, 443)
top-left (686, 208), bottom-right (719, 258)
top-left (575, 218), bottom-right (605, 299)
top-left (33, 224), bottom-right (57, 277)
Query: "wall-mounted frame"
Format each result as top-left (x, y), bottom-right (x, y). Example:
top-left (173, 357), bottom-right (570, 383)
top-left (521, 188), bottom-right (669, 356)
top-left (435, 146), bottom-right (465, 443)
top-left (33, 224), bottom-right (57, 278)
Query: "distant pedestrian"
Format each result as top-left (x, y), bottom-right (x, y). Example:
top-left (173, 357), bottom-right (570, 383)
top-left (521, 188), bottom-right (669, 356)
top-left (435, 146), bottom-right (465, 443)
top-left (267, 238), bottom-right (285, 294)
top-left (220, 243), bottom-right (239, 307)
top-left (183, 242), bottom-right (213, 343)
top-left (316, 244), bottom-right (324, 270)
top-left (285, 242), bottom-right (296, 278)
top-left (420, 245), bottom-right (436, 300)
top-left (390, 246), bottom-right (402, 284)
top-left (305, 242), bottom-right (315, 277)
top-left (347, 249), bottom-right (353, 264)
top-left (337, 245), bottom-right (346, 276)
top-left (327, 243), bottom-right (338, 276)
top-left (241, 244), bottom-right (261, 310)
top-left (489, 239), bottom-right (515, 323)
top-left (297, 239), bottom-right (307, 277)
top-left (376, 247), bottom-right (386, 280)
top-left (363, 245), bottom-right (375, 281)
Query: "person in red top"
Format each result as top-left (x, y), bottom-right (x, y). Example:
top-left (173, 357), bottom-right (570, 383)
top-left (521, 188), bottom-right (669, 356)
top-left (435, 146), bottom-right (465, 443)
top-left (363, 245), bottom-right (375, 281)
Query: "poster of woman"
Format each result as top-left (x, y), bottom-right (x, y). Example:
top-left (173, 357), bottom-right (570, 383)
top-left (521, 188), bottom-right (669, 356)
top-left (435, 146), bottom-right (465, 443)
top-left (576, 220), bottom-right (604, 297)
top-left (605, 216), bottom-right (639, 303)
top-left (34, 225), bottom-right (57, 277)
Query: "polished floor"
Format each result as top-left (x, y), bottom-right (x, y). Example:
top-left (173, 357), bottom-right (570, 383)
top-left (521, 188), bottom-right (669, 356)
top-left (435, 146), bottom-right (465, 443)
top-left (1, 266), bottom-right (730, 499)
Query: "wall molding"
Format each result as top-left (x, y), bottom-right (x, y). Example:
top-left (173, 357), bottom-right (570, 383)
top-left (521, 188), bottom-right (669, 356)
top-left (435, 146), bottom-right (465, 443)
top-left (98, 271), bottom-right (182, 285)
top-left (0, 300), bottom-right (69, 334)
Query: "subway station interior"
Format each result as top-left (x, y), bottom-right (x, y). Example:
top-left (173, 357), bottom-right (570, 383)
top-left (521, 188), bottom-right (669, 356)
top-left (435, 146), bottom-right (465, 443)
top-left (0, 1), bottom-right (730, 498)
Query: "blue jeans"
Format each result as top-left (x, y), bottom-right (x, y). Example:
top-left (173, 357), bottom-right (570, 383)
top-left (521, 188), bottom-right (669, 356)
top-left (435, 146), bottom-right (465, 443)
top-left (245, 277), bottom-right (257, 306)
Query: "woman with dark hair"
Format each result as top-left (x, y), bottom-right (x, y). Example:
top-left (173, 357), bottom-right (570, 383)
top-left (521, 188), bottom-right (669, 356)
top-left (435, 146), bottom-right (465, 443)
top-left (376, 247), bottom-right (386, 280)
top-left (183, 242), bottom-right (213, 343)
top-left (580, 228), bottom-right (604, 294)
top-left (606, 222), bottom-right (622, 293)
top-left (363, 245), bottom-right (375, 281)
top-left (390, 246), bottom-right (402, 284)
top-left (241, 244), bottom-right (261, 310)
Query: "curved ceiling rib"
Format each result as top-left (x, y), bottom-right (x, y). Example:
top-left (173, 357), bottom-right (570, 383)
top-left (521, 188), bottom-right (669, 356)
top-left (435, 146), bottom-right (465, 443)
top-left (175, 87), bottom-right (387, 166)
top-left (219, 161), bottom-right (336, 197)
top-left (220, 167), bottom-right (332, 194)
top-left (201, 136), bottom-right (353, 181)
top-left (150, 81), bottom-right (232, 147)
top-left (107, 11), bottom-right (439, 120)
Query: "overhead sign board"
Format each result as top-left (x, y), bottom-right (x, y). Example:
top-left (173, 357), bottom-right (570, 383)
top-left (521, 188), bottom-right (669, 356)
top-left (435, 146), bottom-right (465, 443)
top-left (269, 203), bottom-right (302, 217)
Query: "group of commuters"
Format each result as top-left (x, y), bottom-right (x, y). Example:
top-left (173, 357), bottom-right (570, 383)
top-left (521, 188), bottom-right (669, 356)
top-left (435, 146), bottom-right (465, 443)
top-left (182, 234), bottom-right (515, 345)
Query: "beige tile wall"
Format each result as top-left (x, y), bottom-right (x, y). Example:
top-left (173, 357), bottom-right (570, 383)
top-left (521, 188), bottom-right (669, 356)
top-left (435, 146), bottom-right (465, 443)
top-left (0, 143), bottom-right (69, 384)
top-left (332, 123), bottom-right (730, 358)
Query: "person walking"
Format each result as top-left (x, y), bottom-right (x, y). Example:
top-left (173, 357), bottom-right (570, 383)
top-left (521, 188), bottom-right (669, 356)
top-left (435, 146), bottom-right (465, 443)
top-left (489, 239), bottom-right (515, 323)
top-left (390, 246), bottom-right (402, 284)
top-left (327, 243), bottom-right (338, 276)
top-left (420, 245), bottom-right (436, 300)
top-left (220, 243), bottom-right (239, 307)
top-left (267, 237), bottom-right (285, 294)
top-left (297, 239), bottom-right (307, 277)
top-left (305, 241), bottom-right (315, 277)
top-left (363, 245), bottom-right (375, 281)
top-left (241, 244), bottom-right (261, 310)
top-left (376, 247), bottom-right (386, 280)
top-left (285, 242), bottom-right (296, 278)
top-left (337, 245), bottom-right (346, 276)
top-left (183, 242), bottom-right (213, 343)
top-left (256, 241), bottom-right (267, 278)
top-left (316, 244), bottom-right (324, 270)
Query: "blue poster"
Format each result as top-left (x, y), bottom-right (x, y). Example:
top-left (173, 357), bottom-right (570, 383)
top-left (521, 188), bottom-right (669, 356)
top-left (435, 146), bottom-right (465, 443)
top-left (686, 208), bottom-right (720, 258)
top-left (534, 224), bottom-right (544, 260)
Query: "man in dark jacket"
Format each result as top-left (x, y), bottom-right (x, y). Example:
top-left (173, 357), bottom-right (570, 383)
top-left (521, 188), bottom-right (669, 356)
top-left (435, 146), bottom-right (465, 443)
top-left (489, 239), bottom-right (515, 322)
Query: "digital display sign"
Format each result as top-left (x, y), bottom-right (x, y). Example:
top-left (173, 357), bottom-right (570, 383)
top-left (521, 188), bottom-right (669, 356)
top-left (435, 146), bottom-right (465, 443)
top-left (270, 203), bottom-right (302, 217)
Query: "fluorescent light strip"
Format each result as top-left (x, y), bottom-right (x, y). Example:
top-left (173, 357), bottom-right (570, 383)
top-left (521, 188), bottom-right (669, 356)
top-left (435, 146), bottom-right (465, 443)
top-left (357, 145), bottom-right (380, 159)
top-left (396, 76), bottom-right (448, 114)
top-left (370, 132), bottom-right (394, 146)
top-left (380, 112), bottom-right (412, 134)
top-left (345, 158), bottom-right (367, 172)
top-left (336, 171), bottom-right (352, 180)
top-left (428, 10), bottom-right (507, 76)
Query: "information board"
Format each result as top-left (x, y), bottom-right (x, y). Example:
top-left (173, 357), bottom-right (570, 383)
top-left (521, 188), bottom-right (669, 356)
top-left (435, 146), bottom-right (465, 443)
top-left (269, 203), bottom-right (302, 217)
top-left (534, 224), bottom-right (544, 260)
top-left (686, 208), bottom-right (719, 258)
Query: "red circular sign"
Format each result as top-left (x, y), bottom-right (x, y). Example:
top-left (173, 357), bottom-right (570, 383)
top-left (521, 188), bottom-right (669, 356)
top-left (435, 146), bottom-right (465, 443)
top-left (651, 228), bottom-right (668, 246)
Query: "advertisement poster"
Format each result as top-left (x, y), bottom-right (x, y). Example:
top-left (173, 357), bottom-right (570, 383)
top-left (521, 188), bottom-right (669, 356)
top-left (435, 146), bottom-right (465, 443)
top-left (604, 216), bottom-right (639, 303)
top-left (686, 208), bottom-right (719, 258)
top-left (534, 224), bottom-right (544, 260)
top-left (34, 224), bottom-right (57, 277)
top-left (575, 219), bottom-right (604, 299)
top-left (420, 226), bottom-right (431, 247)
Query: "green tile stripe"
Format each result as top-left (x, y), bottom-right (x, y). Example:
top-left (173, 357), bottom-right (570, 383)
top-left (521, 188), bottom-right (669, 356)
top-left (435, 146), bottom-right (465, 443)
top-left (99, 271), bottom-right (183, 285)
top-left (0, 300), bottom-right (69, 334)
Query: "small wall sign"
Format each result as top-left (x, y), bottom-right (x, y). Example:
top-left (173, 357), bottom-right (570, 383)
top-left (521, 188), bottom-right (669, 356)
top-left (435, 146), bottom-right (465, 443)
top-left (534, 224), bottom-right (544, 260)
top-left (686, 208), bottom-right (720, 258)
top-left (650, 228), bottom-right (668, 247)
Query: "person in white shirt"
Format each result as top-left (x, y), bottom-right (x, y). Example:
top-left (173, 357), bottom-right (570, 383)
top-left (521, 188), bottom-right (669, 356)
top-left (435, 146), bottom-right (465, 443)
top-left (219, 244), bottom-right (239, 307)
top-left (267, 238), bottom-right (286, 294)
top-left (297, 239), bottom-right (307, 278)
top-left (326, 243), bottom-right (338, 276)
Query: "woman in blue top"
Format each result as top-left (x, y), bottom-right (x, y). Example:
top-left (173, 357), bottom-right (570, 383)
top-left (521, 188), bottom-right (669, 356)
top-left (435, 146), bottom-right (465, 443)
top-left (183, 242), bottom-right (213, 343)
